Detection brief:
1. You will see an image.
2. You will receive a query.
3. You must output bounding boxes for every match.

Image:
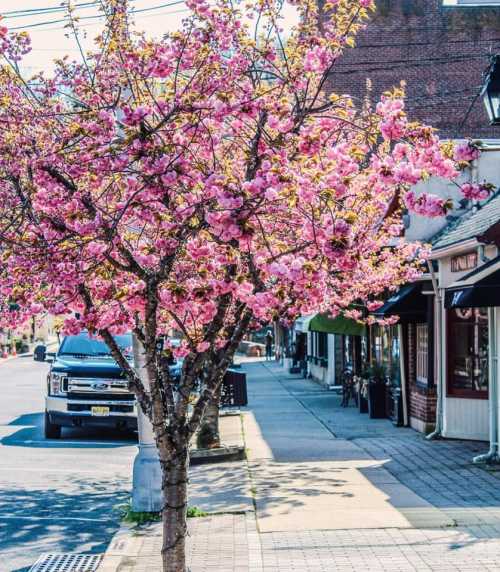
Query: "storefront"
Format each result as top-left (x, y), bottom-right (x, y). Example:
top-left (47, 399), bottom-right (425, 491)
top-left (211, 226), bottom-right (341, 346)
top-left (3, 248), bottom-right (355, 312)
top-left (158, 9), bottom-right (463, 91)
top-left (373, 281), bottom-right (433, 427)
top-left (442, 256), bottom-right (500, 441)
top-left (295, 312), bottom-right (366, 388)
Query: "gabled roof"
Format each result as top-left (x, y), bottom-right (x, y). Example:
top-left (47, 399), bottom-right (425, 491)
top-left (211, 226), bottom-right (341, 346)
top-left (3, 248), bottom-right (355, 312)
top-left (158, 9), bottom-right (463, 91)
top-left (432, 191), bottom-right (500, 250)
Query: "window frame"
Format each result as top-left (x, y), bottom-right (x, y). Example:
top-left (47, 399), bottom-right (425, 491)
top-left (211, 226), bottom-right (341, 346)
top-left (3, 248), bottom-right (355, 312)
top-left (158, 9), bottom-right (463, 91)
top-left (316, 331), bottom-right (328, 361)
top-left (446, 307), bottom-right (489, 400)
top-left (415, 323), bottom-right (428, 385)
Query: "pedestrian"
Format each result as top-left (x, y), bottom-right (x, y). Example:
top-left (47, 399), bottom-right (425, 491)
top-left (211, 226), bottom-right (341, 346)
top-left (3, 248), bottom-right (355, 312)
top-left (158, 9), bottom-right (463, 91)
top-left (265, 331), bottom-right (274, 361)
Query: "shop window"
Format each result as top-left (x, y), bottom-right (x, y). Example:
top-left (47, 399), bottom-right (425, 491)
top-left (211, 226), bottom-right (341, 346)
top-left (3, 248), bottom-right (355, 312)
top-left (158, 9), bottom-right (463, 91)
top-left (447, 308), bottom-right (488, 398)
top-left (416, 324), bottom-right (428, 385)
top-left (451, 251), bottom-right (477, 273)
top-left (371, 324), bottom-right (400, 384)
top-left (317, 332), bottom-right (328, 360)
top-left (344, 336), bottom-right (353, 370)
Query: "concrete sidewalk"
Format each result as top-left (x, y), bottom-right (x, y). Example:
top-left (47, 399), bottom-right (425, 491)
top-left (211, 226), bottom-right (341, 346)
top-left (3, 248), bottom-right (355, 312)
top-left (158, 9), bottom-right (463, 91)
top-left (98, 360), bottom-right (500, 571)
top-left (252, 362), bottom-right (500, 571)
top-left (243, 362), bottom-right (453, 533)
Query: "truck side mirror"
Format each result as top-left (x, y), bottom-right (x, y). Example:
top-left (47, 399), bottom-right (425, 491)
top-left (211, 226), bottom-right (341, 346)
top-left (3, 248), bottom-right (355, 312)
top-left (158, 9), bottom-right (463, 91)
top-left (33, 345), bottom-right (47, 362)
top-left (46, 352), bottom-right (56, 364)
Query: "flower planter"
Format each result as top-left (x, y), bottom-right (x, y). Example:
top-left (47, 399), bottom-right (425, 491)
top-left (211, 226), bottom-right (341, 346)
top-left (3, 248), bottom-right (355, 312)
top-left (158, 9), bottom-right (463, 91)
top-left (368, 382), bottom-right (386, 419)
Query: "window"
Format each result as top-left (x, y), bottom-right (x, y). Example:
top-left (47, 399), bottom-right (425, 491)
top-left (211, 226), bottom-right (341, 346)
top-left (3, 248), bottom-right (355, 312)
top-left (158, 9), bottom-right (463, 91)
top-left (416, 324), bottom-right (428, 384)
top-left (371, 324), bottom-right (400, 384)
top-left (451, 251), bottom-right (477, 273)
top-left (59, 332), bottom-right (132, 358)
top-left (454, 1), bottom-right (500, 5)
top-left (447, 308), bottom-right (488, 398)
top-left (343, 336), bottom-right (351, 369)
top-left (317, 332), bottom-right (328, 360)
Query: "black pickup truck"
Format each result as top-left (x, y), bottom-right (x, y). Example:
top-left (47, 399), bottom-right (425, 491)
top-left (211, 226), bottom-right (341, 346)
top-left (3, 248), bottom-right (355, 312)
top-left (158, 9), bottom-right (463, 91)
top-left (38, 331), bottom-right (183, 439)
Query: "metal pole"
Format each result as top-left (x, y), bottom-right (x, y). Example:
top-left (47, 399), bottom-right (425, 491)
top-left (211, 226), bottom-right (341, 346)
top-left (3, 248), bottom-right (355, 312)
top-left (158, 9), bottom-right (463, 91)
top-left (398, 324), bottom-right (408, 426)
top-left (131, 334), bottom-right (163, 512)
top-left (426, 263), bottom-right (443, 440)
top-left (473, 307), bottom-right (499, 464)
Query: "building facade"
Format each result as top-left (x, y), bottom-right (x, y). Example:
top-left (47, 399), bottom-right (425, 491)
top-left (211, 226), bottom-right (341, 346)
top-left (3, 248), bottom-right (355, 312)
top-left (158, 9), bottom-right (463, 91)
top-left (277, 1), bottom-right (500, 449)
top-left (327, 0), bottom-right (500, 139)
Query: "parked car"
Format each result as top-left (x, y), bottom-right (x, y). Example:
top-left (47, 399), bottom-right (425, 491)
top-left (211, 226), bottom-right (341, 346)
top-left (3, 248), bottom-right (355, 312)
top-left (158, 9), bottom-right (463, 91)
top-left (37, 331), bottom-right (136, 439)
top-left (36, 331), bottom-right (182, 439)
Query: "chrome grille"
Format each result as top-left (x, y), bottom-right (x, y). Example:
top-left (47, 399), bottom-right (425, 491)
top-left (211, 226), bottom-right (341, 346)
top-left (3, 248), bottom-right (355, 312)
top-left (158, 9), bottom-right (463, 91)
top-left (67, 392), bottom-right (134, 401)
top-left (67, 377), bottom-right (130, 394)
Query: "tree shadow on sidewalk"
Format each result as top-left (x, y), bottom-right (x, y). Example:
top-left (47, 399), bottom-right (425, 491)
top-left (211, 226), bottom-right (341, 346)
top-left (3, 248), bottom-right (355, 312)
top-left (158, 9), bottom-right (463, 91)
top-left (0, 480), bottom-right (129, 572)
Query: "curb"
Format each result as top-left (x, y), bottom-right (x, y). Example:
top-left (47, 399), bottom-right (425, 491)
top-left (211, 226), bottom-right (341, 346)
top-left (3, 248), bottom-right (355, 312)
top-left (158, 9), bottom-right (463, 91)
top-left (0, 341), bottom-right (59, 365)
top-left (97, 524), bottom-right (147, 572)
top-left (0, 351), bottom-right (34, 364)
top-left (190, 445), bottom-right (246, 465)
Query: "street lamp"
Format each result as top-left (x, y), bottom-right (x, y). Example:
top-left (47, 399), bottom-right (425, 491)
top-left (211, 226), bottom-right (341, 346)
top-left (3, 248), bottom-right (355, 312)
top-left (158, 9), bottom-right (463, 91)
top-left (482, 55), bottom-right (500, 125)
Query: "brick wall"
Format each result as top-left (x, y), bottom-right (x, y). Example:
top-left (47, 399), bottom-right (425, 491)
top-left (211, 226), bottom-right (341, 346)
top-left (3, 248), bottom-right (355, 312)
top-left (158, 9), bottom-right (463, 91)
top-left (407, 323), bottom-right (436, 430)
top-left (410, 388), bottom-right (437, 424)
top-left (325, 0), bottom-right (500, 139)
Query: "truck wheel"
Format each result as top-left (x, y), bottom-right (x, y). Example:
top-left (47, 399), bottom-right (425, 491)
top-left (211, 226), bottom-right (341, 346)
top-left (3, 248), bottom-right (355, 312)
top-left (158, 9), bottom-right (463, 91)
top-left (44, 411), bottom-right (61, 439)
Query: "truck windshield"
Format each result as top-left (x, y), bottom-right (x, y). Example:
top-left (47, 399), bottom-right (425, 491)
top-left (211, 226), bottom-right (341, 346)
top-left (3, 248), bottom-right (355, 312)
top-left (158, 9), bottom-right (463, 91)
top-left (59, 333), bottom-right (133, 358)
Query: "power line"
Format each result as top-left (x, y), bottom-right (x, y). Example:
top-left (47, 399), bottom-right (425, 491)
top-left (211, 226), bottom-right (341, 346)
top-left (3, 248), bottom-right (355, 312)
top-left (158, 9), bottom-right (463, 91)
top-left (331, 52), bottom-right (499, 76)
top-left (335, 52), bottom-right (499, 68)
top-left (8, 1), bottom-right (186, 31)
top-left (2, 2), bottom-right (99, 18)
top-left (356, 36), bottom-right (500, 49)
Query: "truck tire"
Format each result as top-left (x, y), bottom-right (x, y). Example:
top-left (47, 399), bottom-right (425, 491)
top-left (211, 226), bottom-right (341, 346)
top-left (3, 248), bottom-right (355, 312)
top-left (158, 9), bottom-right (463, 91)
top-left (44, 411), bottom-right (62, 439)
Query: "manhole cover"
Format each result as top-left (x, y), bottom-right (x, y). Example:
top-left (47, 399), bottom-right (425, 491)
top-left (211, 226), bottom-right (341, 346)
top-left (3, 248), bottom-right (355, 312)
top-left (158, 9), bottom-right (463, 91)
top-left (29, 554), bottom-right (103, 572)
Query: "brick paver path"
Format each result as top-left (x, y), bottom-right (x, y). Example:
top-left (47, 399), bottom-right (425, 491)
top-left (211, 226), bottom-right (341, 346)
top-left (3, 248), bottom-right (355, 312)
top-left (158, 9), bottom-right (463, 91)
top-left (252, 362), bottom-right (500, 571)
top-left (100, 360), bottom-right (500, 571)
top-left (260, 526), bottom-right (500, 572)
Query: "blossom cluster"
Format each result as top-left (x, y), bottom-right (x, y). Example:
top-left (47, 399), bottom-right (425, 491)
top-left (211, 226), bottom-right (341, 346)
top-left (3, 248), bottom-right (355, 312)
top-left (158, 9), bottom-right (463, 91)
top-left (0, 0), bottom-right (487, 353)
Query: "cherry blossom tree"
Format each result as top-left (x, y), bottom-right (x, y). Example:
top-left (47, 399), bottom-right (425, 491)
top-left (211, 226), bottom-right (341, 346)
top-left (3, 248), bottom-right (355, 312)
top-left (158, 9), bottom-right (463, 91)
top-left (0, 0), bottom-right (482, 569)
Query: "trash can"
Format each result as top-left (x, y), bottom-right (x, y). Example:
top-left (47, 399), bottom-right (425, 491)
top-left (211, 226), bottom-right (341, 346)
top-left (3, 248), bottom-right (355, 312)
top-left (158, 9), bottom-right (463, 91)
top-left (221, 369), bottom-right (248, 407)
top-left (33, 344), bottom-right (47, 362)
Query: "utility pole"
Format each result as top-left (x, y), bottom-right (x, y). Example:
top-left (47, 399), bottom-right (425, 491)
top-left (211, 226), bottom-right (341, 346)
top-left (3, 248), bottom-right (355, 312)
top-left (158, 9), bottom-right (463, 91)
top-left (131, 335), bottom-right (162, 511)
top-left (105, 0), bottom-right (163, 512)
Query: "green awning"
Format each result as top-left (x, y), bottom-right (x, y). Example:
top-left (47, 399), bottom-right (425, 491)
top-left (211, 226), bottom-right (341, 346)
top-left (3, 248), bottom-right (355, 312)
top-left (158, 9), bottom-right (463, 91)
top-left (308, 313), bottom-right (366, 336)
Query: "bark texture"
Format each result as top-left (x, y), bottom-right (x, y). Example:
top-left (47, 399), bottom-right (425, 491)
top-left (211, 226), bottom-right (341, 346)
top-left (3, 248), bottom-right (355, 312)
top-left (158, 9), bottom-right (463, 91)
top-left (161, 447), bottom-right (189, 572)
top-left (196, 386), bottom-right (222, 449)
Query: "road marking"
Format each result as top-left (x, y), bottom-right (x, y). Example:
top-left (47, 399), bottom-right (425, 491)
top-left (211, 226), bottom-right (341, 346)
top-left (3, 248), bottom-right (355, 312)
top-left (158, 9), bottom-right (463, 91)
top-left (0, 467), bottom-right (131, 474)
top-left (0, 515), bottom-right (110, 522)
top-left (1, 439), bottom-right (136, 446)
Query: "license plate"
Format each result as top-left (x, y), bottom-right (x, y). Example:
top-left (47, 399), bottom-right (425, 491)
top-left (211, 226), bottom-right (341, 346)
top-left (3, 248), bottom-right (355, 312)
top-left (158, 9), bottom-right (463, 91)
top-left (91, 406), bottom-right (110, 417)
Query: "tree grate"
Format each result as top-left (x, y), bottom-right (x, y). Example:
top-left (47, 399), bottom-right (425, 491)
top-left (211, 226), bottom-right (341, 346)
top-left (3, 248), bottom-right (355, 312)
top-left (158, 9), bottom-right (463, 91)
top-left (28, 554), bottom-right (103, 572)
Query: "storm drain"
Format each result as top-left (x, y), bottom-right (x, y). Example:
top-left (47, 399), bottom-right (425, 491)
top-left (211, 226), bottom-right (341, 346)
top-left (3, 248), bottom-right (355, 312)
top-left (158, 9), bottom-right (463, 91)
top-left (28, 553), bottom-right (103, 572)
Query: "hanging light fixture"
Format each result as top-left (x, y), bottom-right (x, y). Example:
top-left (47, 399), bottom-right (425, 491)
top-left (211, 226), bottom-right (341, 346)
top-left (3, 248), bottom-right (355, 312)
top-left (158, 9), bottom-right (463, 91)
top-left (482, 55), bottom-right (500, 125)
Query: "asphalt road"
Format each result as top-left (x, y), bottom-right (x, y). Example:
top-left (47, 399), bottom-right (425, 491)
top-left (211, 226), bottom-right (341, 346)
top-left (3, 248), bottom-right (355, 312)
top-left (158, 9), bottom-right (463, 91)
top-left (0, 356), bottom-right (136, 572)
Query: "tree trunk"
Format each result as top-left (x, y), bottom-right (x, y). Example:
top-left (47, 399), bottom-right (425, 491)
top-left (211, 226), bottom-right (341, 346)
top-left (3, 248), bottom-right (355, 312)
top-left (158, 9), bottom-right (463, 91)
top-left (161, 447), bottom-right (189, 572)
top-left (196, 385), bottom-right (221, 449)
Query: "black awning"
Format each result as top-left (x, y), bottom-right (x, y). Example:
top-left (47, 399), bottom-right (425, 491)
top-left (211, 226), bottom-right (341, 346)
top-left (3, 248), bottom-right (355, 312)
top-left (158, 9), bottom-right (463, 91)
top-left (374, 282), bottom-right (429, 322)
top-left (445, 267), bottom-right (500, 309)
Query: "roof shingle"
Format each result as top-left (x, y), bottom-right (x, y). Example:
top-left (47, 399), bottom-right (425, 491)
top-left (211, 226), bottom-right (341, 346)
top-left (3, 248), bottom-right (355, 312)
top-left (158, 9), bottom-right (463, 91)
top-left (432, 192), bottom-right (500, 250)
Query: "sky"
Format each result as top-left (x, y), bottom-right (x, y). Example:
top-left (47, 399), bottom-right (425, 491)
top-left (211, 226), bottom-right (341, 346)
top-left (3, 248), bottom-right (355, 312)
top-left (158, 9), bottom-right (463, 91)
top-left (0, 0), bottom-right (464, 76)
top-left (1, 0), bottom-right (299, 76)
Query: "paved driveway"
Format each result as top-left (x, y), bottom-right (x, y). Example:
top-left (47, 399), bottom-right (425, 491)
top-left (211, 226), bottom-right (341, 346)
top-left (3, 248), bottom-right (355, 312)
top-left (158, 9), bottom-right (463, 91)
top-left (0, 356), bottom-right (136, 572)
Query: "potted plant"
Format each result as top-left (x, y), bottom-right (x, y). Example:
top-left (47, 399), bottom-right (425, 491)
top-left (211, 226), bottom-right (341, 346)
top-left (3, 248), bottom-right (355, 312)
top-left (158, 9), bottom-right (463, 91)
top-left (367, 363), bottom-right (387, 419)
